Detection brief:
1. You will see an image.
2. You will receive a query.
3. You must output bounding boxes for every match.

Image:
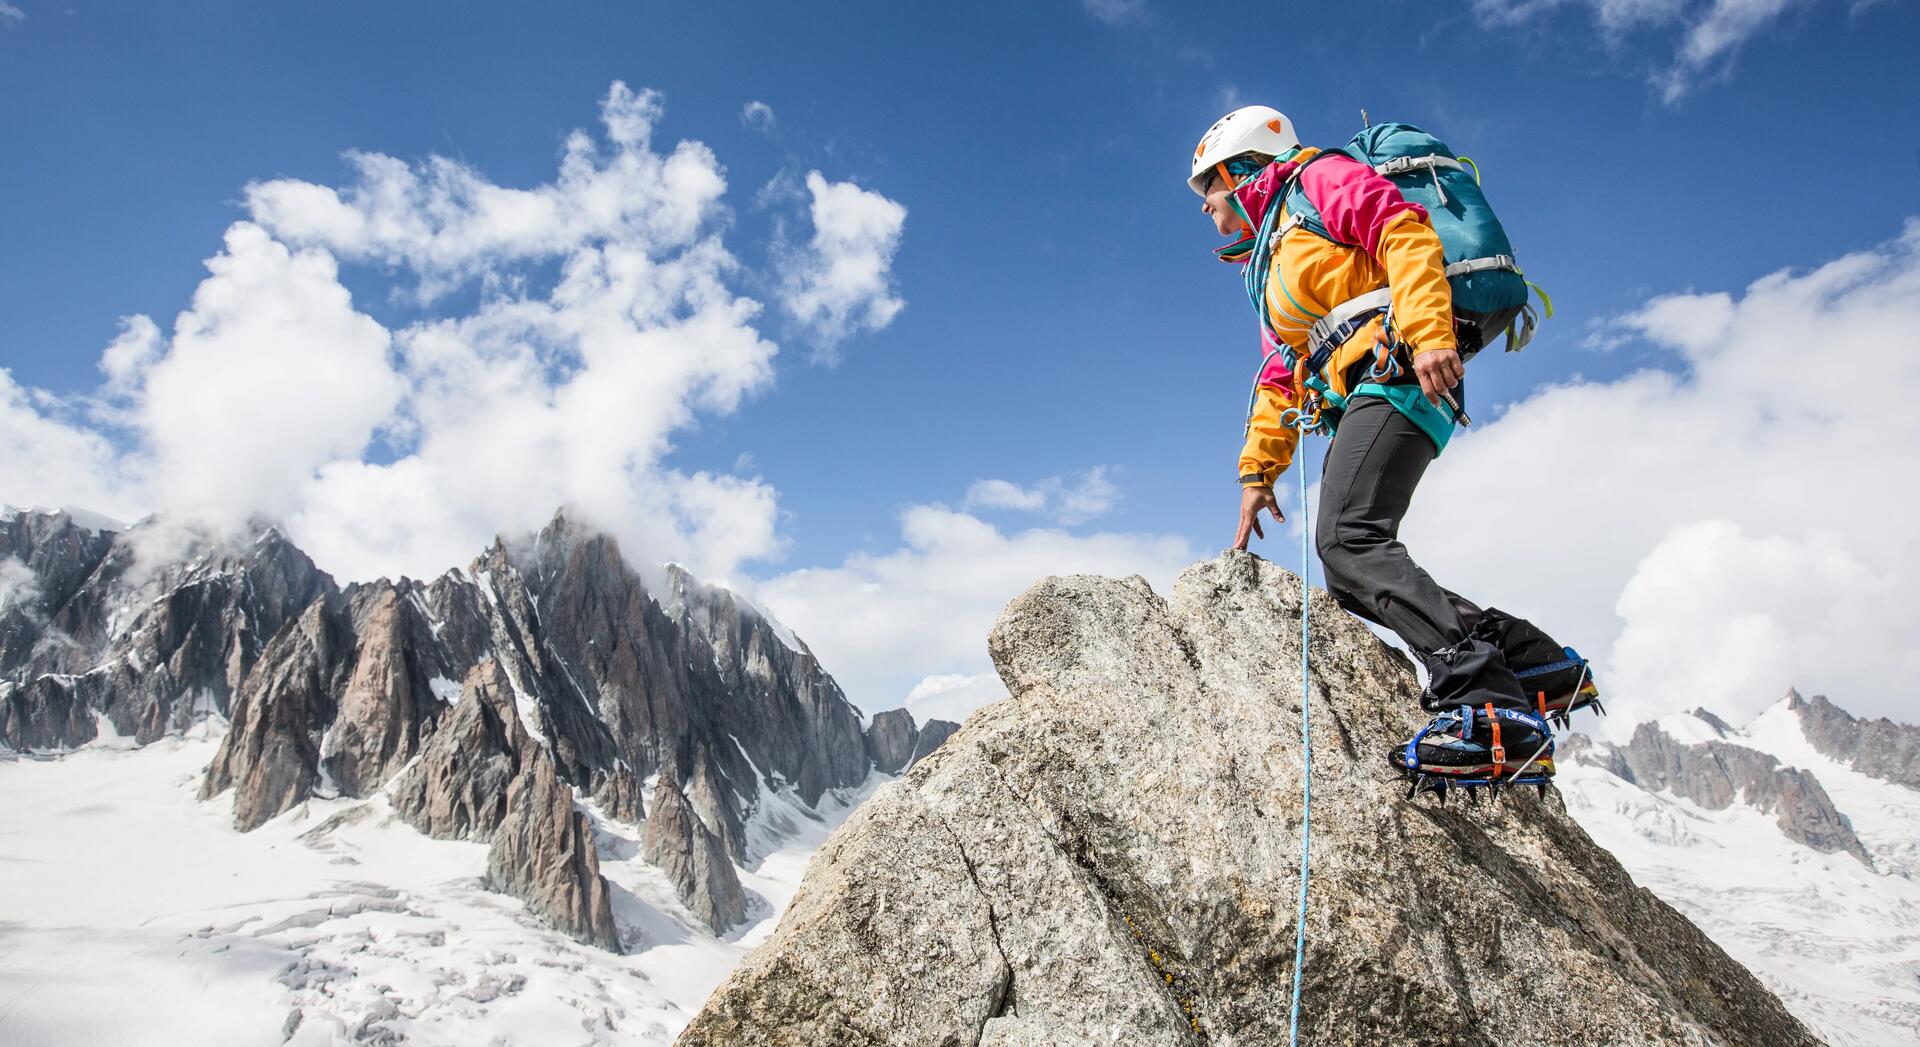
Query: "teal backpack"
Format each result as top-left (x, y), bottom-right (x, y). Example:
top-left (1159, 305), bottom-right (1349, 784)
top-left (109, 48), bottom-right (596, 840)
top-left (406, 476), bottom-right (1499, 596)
top-left (1250, 122), bottom-right (1551, 362)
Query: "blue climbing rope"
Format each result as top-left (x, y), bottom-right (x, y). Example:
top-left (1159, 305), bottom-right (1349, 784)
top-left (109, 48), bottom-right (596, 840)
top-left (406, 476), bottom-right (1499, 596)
top-left (1288, 419), bottom-right (1312, 1045)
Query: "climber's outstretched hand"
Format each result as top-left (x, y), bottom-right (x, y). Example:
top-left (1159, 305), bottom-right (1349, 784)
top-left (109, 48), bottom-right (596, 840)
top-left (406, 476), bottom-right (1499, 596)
top-left (1233, 484), bottom-right (1284, 551)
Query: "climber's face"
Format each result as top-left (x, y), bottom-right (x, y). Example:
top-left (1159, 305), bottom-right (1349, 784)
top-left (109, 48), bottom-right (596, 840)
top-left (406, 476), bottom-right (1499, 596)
top-left (1199, 170), bottom-right (1242, 237)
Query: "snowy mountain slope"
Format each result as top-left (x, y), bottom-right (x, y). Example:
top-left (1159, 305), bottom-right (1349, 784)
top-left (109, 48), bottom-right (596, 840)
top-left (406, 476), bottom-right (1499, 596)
top-left (1562, 695), bottom-right (1920, 1047)
top-left (0, 730), bottom-right (889, 1046)
top-left (0, 506), bottom-right (963, 1046)
top-left (0, 507), bottom-right (915, 942)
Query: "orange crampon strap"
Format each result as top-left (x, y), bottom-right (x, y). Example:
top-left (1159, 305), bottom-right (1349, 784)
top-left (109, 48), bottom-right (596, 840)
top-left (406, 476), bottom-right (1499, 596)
top-left (1536, 690), bottom-right (1548, 719)
top-left (1485, 702), bottom-right (1504, 766)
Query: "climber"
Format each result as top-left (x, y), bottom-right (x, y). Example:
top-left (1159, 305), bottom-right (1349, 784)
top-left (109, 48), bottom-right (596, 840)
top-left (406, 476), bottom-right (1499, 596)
top-left (1187, 105), bottom-right (1600, 792)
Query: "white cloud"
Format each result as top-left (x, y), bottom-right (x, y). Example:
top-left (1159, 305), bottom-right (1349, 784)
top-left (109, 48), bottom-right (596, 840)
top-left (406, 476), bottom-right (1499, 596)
top-left (96, 315), bottom-right (163, 400)
top-left (903, 672), bottom-right (1009, 727)
top-left (1607, 521), bottom-right (1910, 727)
top-left (1082, 0), bottom-right (1148, 25)
top-left (1405, 219), bottom-right (1920, 733)
top-left (0, 372), bottom-right (141, 523)
top-left (1056, 468), bottom-right (1121, 524)
top-left (0, 556), bottom-right (41, 614)
top-left (1473, 0), bottom-right (1686, 30)
top-left (777, 171), bottom-right (906, 358)
top-left (1472, 0), bottom-right (1819, 101)
top-left (1662, 0), bottom-right (1803, 99)
top-left (0, 2), bottom-right (22, 25)
top-left (1, 82), bottom-right (904, 585)
top-left (964, 479), bottom-right (1050, 513)
top-left (140, 223), bottom-right (403, 531)
top-left (740, 101), bottom-right (776, 132)
top-left (246, 83), bottom-right (724, 302)
top-left (755, 504), bottom-right (1196, 710)
top-left (964, 467), bottom-right (1120, 525)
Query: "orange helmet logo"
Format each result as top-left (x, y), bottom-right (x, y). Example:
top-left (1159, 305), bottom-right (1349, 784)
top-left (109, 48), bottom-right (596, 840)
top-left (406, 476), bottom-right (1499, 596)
top-left (1267, 119), bottom-right (1285, 133)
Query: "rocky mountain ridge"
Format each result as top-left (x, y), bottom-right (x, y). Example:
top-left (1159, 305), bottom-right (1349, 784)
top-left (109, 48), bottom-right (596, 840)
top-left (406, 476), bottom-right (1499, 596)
top-left (1786, 689), bottom-right (1920, 790)
top-left (678, 554), bottom-right (1820, 1046)
top-left (0, 507), bottom-right (954, 945)
top-left (1559, 696), bottom-right (1920, 1046)
top-left (1566, 717), bottom-right (1873, 863)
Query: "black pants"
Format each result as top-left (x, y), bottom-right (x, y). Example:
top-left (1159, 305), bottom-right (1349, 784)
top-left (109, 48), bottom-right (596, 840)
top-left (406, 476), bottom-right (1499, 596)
top-left (1314, 397), bottom-right (1529, 711)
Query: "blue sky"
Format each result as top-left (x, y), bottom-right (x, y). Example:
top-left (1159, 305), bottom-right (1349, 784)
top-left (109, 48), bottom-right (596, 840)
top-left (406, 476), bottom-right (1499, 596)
top-left (4, 0), bottom-right (1917, 722)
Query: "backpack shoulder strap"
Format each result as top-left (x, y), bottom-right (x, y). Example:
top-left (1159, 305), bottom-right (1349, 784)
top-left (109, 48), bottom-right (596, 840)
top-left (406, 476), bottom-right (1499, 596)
top-left (1281, 149), bottom-right (1358, 246)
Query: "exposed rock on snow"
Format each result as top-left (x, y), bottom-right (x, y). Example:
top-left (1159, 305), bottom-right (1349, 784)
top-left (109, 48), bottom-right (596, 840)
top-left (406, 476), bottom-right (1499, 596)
top-left (1597, 721), bottom-right (1872, 863)
top-left (200, 596), bottom-right (348, 830)
top-left (1789, 689), bottom-right (1920, 790)
top-left (644, 772), bottom-right (750, 934)
top-left (679, 554), bottom-right (1820, 1046)
top-left (594, 764), bottom-right (647, 824)
top-left (2, 513), bottom-right (329, 749)
top-left (321, 583), bottom-right (439, 796)
top-left (487, 739), bottom-right (619, 950)
top-left (390, 659), bottom-right (524, 841)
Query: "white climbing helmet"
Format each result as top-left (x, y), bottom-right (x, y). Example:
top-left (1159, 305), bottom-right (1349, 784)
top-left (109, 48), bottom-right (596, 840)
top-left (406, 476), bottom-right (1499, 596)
top-left (1188, 105), bottom-right (1300, 196)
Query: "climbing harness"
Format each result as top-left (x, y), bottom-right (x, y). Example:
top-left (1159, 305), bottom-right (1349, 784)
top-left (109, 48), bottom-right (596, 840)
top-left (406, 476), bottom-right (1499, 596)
top-left (1288, 412), bottom-right (1313, 1046)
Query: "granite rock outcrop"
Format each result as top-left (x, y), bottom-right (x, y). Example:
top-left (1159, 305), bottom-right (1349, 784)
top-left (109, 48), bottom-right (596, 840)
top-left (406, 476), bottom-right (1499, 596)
top-left (678, 554), bottom-right (1822, 1046)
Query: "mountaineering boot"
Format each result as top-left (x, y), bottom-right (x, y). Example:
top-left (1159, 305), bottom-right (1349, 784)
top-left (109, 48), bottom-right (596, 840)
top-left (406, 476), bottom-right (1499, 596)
top-left (1415, 638), bottom-right (1529, 713)
top-left (1396, 639), bottom-right (1555, 793)
top-left (1518, 650), bottom-right (1603, 728)
top-left (1465, 608), bottom-right (1605, 728)
top-left (1389, 703), bottom-right (1555, 785)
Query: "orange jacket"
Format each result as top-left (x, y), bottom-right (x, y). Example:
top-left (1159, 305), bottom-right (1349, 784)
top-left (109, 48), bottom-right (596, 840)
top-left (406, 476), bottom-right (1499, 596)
top-left (1234, 149), bottom-right (1456, 485)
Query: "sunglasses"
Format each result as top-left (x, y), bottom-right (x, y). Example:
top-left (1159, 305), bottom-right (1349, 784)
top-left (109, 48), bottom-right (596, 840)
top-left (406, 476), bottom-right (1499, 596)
top-left (1201, 163), bottom-right (1243, 197)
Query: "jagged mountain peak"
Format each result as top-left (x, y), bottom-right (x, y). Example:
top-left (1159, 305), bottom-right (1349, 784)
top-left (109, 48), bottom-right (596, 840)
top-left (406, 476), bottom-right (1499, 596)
top-left (1, 504), bottom-right (896, 951)
top-left (1585, 716), bottom-right (1873, 864)
top-left (1783, 690), bottom-right (1920, 791)
top-left (1659, 688), bottom-right (1920, 794)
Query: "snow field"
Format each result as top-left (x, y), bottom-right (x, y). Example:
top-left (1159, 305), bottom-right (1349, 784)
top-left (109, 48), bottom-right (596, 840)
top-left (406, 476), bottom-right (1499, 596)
top-left (0, 732), bottom-right (884, 1046)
